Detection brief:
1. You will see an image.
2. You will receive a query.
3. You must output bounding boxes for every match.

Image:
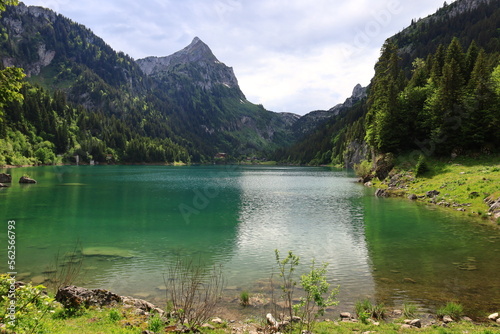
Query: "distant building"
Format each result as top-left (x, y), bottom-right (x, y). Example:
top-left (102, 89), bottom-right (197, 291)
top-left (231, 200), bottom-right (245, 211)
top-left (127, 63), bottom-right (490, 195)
top-left (215, 153), bottom-right (227, 159)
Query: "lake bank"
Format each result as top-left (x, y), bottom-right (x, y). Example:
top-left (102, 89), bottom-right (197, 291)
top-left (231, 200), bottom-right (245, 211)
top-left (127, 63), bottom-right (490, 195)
top-left (362, 154), bottom-right (500, 226)
top-left (3, 277), bottom-right (499, 334)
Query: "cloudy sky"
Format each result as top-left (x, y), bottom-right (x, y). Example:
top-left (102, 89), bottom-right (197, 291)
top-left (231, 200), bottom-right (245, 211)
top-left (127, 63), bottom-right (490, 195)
top-left (22, 0), bottom-right (451, 115)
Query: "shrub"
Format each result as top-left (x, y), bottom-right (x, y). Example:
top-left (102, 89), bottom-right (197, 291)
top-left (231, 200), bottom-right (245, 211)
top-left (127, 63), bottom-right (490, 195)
top-left (0, 274), bottom-right (59, 333)
top-left (109, 309), bottom-right (122, 322)
top-left (415, 154), bottom-right (429, 177)
top-left (354, 160), bottom-right (372, 180)
top-left (437, 302), bottom-right (463, 320)
top-left (274, 249), bottom-right (300, 320)
top-left (164, 258), bottom-right (224, 331)
top-left (148, 314), bottom-right (164, 332)
top-left (294, 260), bottom-right (339, 332)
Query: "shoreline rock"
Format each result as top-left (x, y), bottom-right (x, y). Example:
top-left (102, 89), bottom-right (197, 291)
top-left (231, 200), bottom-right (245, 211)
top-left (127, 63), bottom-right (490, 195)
top-left (19, 176), bottom-right (37, 184)
top-left (0, 173), bottom-right (12, 183)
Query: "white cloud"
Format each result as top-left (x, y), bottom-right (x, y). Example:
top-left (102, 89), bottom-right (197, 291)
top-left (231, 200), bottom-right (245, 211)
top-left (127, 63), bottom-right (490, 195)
top-left (21, 0), bottom-right (448, 115)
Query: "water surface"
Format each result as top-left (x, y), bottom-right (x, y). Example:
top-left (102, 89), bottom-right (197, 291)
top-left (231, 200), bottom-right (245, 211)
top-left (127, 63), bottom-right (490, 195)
top-left (0, 165), bottom-right (498, 317)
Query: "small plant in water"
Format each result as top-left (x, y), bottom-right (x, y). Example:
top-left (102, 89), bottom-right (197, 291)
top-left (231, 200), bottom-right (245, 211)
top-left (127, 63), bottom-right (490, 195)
top-left (437, 302), bottom-right (464, 320)
top-left (355, 299), bottom-right (386, 320)
top-left (240, 290), bottom-right (250, 306)
top-left (403, 302), bottom-right (418, 318)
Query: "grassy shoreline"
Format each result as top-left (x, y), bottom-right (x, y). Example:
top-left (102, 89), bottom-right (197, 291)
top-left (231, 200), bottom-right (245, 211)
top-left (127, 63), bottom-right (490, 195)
top-left (2, 279), bottom-right (499, 334)
top-left (366, 154), bottom-right (500, 226)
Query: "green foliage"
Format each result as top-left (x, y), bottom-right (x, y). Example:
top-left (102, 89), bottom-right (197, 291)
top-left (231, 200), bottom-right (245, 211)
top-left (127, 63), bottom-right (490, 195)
top-left (274, 249), bottom-right (300, 320)
top-left (147, 314), bottom-right (164, 332)
top-left (355, 299), bottom-right (386, 320)
top-left (354, 160), bottom-right (372, 179)
top-left (0, 66), bottom-right (25, 110)
top-left (437, 302), bottom-right (464, 320)
top-left (415, 154), bottom-right (429, 177)
top-left (0, 274), bottom-right (59, 333)
top-left (294, 260), bottom-right (339, 332)
top-left (108, 308), bottom-right (122, 322)
top-left (240, 291), bottom-right (250, 307)
top-left (403, 302), bottom-right (418, 318)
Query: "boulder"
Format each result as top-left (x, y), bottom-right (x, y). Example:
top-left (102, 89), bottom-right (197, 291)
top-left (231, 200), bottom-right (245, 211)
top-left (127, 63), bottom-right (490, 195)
top-left (19, 176), bottom-right (37, 184)
top-left (408, 194), bottom-right (418, 200)
top-left (442, 315), bottom-right (453, 323)
top-left (488, 312), bottom-right (499, 321)
top-left (56, 285), bottom-right (122, 309)
top-left (426, 190), bottom-right (440, 197)
top-left (0, 173), bottom-right (12, 183)
top-left (340, 312), bottom-right (352, 319)
top-left (409, 319), bottom-right (421, 328)
top-left (0, 183), bottom-right (8, 188)
top-left (122, 296), bottom-right (158, 313)
top-left (375, 189), bottom-right (388, 197)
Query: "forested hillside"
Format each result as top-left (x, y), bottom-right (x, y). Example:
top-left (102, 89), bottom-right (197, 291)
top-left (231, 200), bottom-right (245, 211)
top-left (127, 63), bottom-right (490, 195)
top-left (0, 2), bottom-right (297, 166)
top-left (274, 0), bottom-right (499, 166)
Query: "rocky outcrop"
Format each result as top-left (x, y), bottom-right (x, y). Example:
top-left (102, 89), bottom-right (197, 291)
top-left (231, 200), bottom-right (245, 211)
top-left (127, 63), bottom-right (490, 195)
top-left (0, 173), bottom-right (12, 183)
top-left (1, 3), bottom-right (57, 76)
top-left (344, 140), bottom-right (370, 169)
top-left (485, 196), bottom-right (500, 220)
top-left (375, 188), bottom-right (389, 197)
top-left (56, 286), bottom-right (122, 309)
top-left (328, 84), bottom-right (367, 115)
top-left (19, 176), bottom-right (37, 184)
top-left (56, 285), bottom-right (164, 316)
top-left (137, 37), bottom-right (240, 92)
top-left (294, 84), bottom-right (367, 136)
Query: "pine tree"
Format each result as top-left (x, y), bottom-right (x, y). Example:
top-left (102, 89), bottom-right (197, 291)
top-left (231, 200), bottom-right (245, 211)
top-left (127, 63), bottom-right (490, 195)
top-left (365, 40), bottom-right (406, 153)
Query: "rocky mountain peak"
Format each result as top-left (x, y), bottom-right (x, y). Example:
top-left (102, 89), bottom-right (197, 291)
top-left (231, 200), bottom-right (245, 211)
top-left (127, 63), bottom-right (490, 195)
top-left (136, 37), bottom-right (240, 92)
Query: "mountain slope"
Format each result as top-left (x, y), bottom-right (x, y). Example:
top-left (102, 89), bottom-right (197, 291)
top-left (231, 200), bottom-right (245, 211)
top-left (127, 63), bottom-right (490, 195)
top-left (0, 4), bottom-right (299, 164)
top-left (275, 0), bottom-right (500, 166)
top-left (137, 37), bottom-right (299, 156)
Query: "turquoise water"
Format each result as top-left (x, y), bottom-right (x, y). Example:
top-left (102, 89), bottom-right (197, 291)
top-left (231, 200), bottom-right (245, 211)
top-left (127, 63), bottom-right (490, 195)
top-left (0, 165), bottom-right (498, 316)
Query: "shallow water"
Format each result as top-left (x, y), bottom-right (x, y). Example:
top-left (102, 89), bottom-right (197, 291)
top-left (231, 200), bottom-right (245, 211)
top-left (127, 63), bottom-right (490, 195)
top-left (0, 165), bottom-right (498, 317)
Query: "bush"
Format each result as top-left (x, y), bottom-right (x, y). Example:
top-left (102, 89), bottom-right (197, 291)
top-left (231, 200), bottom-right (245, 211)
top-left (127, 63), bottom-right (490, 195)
top-left (415, 154), bottom-right (429, 177)
top-left (147, 314), bottom-right (164, 332)
top-left (0, 274), bottom-right (59, 333)
top-left (354, 160), bottom-right (372, 180)
top-left (164, 258), bottom-right (224, 331)
top-left (437, 302), bottom-right (463, 320)
top-left (294, 260), bottom-right (339, 332)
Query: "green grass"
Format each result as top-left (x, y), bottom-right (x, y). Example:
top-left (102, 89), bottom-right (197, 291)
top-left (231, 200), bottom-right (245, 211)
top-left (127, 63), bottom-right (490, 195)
top-left (376, 154), bottom-right (500, 224)
top-left (437, 302), bottom-right (464, 320)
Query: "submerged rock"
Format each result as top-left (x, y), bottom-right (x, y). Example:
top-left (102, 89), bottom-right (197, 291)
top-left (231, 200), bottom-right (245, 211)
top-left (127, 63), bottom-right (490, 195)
top-left (19, 176), bottom-right (37, 184)
top-left (375, 188), bottom-right (389, 197)
top-left (82, 246), bottom-right (134, 258)
top-left (0, 183), bottom-right (8, 187)
top-left (0, 173), bottom-right (12, 183)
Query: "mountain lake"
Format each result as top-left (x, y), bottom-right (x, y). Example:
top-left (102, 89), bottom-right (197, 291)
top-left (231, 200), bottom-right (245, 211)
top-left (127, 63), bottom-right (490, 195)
top-left (1, 165), bottom-right (499, 318)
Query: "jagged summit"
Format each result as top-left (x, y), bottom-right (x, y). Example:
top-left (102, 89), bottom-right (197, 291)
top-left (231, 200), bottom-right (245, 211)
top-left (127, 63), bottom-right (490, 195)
top-left (136, 37), bottom-right (240, 90)
top-left (137, 37), bottom-right (218, 74)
